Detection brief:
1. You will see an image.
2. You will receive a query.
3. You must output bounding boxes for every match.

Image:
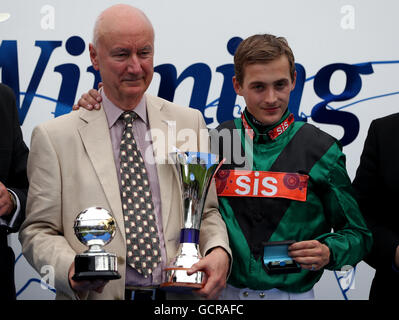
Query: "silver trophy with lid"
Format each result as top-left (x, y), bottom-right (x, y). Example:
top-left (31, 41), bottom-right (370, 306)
top-left (160, 152), bottom-right (222, 292)
top-left (72, 207), bottom-right (121, 281)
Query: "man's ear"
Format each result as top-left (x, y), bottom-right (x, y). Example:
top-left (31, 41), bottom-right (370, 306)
top-left (232, 76), bottom-right (242, 96)
top-left (89, 43), bottom-right (100, 71)
top-left (291, 70), bottom-right (297, 91)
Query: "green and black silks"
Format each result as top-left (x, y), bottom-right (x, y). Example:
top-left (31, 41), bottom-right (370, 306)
top-left (210, 109), bottom-right (372, 293)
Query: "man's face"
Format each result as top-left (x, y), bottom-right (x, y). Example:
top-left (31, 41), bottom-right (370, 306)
top-left (233, 55), bottom-right (296, 126)
top-left (90, 22), bottom-right (154, 108)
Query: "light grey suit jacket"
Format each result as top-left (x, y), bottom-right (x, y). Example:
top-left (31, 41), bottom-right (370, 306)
top-left (19, 94), bottom-right (230, 300)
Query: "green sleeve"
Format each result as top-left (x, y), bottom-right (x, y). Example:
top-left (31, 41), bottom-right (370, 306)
top-left (315, 145), bottom-right (373, 270)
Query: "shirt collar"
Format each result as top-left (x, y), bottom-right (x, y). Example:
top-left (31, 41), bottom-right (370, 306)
top-left (242, 108), bottom-right (293, 142)
top-left (101, 89), bottom-right (148, 128)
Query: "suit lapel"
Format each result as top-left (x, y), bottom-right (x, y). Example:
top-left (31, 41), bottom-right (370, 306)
top-left (146, 95), bottom-right (178, 233)
top-left (77, 108), bottom-right (125, 242)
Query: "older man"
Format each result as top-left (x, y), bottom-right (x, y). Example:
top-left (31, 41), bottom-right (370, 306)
top-left (19, 4), bottom-right (230, 300)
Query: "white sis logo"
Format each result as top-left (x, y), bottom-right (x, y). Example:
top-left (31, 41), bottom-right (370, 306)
top-left (235, 172), bottom-right (278, 197)
top-left (217, 171), bottom-right (308, 202)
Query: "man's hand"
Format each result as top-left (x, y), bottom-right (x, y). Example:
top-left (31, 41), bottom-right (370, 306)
top-left (288, 240), bottom-right (330, 271)
top-left (72, 84), bottom-right (103, 111)
top-left (68, 262), bottom-right (108, 297)
top-left (395, 245), bottom-right (399, 269)
top-left (187, 247), bottom-right (230, 299)
top-left (0, 181), bottom-right (14, 217)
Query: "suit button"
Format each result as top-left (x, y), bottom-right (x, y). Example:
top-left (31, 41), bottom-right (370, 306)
top-left (259, 292), bottom-right (265, 298)
top-left (242, 291), bottom-right (249, 298)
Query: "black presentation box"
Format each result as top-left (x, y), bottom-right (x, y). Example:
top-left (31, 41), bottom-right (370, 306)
top-left (262, 240), bottom-right (301, 275)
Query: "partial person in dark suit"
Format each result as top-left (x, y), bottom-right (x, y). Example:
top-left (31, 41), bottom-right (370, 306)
top-left (353, 113), bottom-right (399, 301)
top-left (0, 83), bottom-right (29, 300)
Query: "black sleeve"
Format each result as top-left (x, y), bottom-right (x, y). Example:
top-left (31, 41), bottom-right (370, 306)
top-left (0, 84), bottom-right (29, 233)
top-left (352, 118), bottom-right (399, 271)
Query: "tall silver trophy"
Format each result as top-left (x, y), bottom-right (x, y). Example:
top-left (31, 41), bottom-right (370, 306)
top-left (72, 207), bottom-right (121, 281)
top-left (160, 152), bottom-right (222, 292)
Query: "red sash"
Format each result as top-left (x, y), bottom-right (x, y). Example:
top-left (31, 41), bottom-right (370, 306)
top-left (215, 169), bottom-right (308, 202)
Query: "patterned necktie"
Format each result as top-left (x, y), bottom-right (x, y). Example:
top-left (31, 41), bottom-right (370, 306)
top-left (119, 111), bottom-right (161, 277)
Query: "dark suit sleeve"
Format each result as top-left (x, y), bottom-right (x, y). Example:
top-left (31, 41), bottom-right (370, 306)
top-left (352, 119), bottom-right (399, 270)
top-left (0, 84), bottom-right (29, 233)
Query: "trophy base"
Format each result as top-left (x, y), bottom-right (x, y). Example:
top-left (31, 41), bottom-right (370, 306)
top-left (73, 251), bottom-right (121, 281)
top-left (160, 267), bottom-right (204, 293)
top-left (72, 271), bottom-right (121, 281)
top-left (160, 282), bottom-right (203, 293)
